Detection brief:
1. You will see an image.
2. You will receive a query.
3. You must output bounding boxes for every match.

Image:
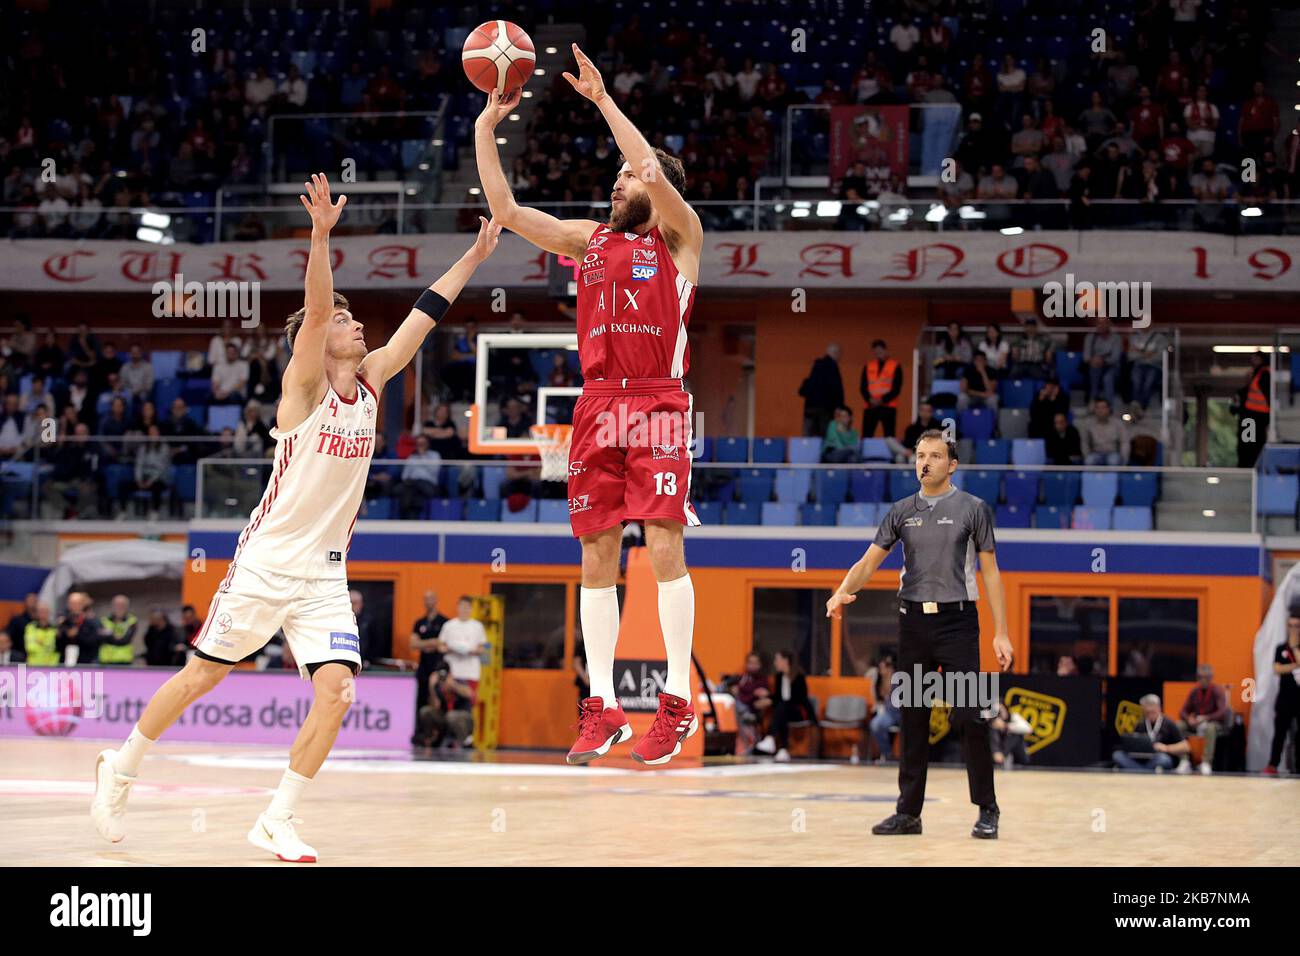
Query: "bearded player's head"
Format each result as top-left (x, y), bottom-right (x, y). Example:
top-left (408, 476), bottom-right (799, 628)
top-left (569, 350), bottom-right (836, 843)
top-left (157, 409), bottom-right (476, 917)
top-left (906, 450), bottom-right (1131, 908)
top-left (285, 292), bottom-right (368, 364)
top-left (609, 148), bottom-right (686, 233)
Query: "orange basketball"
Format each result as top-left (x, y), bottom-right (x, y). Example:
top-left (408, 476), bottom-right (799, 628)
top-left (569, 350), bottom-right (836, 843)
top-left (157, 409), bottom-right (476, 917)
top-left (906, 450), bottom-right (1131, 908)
top-left (461, 19), bottom-right (536, 94)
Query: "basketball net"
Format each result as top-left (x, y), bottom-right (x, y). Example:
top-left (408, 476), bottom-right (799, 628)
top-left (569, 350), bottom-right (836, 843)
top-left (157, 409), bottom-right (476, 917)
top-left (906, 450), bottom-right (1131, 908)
top-left (529, 423), bottom-right (573, 482)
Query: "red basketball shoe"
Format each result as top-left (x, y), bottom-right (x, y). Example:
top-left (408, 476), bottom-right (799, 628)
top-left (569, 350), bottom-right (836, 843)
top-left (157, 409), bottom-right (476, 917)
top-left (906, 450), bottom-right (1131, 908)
top-left (566, 697), bottom-right (633, 765)
top-left (631, 693), bottom-right (698, 766)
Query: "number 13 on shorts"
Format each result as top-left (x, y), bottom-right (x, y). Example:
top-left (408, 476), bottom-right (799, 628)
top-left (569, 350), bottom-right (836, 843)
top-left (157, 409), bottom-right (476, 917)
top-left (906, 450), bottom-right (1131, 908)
top-left (654, 471), bottom-right (677, 495)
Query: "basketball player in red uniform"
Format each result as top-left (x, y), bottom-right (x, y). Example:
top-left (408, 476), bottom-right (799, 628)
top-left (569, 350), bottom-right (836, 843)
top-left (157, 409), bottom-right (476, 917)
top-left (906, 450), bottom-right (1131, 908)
top-left (476, 44), bottom-right (704, 766)
top-left (90, 176), bottom-right (501, 860)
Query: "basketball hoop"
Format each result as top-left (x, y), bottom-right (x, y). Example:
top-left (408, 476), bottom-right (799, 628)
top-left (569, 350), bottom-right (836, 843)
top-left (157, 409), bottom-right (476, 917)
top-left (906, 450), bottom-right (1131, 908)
top-left (529, 423), bottom-right (573, 482)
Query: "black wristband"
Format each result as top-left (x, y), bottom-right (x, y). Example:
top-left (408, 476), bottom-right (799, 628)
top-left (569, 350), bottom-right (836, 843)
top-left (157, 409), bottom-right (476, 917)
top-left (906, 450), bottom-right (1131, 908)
top-left (414, 288), bottom-right (450, 322)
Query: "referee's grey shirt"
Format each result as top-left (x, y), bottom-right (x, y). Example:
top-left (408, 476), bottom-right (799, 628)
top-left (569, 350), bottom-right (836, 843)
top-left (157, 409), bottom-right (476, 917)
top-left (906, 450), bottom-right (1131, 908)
top-left (872, 486), bottom-right (997, 602)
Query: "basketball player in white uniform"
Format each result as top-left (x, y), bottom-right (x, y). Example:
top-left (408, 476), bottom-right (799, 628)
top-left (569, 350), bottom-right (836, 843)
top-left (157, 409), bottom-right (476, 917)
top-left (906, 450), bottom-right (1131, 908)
top-left (91, 174), bottom-right (501, 861)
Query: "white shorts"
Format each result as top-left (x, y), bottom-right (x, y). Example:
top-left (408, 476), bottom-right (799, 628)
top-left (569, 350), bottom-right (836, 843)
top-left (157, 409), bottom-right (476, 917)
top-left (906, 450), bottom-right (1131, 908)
top-left (192, 564), bottom-right (362, 680)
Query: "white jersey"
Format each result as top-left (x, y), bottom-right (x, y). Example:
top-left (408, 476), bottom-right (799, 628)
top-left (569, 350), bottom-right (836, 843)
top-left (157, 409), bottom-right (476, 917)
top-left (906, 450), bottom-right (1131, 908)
top-left (229, 374), bottom-right (380, 581)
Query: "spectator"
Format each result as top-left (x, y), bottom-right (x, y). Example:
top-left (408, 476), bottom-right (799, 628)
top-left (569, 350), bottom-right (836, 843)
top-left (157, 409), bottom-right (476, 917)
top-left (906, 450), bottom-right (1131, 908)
top-left (937, 158), bottom-right (974, 210)
top-left (1068, 163), bottom-right (1094, 229)
top-left (160, 398), bottom-right (203, 464)
top-left (1127, 86), bottom-right (1165, 151)
top-left (732, 652), bottom-right (772, 753)
top-left (1234, 351), bottom-right (1270, 468)
top-left (207, 319), bottom-right (240, 371)
top-left (868, 654), bottom-right (900, 762)
top-left (1112, 694), bottom-right (1189, 772)
top-left (0, 393), bottom-right (23, 458)
top-left (888, 15), bottom-right (920, 73)
top-left (351, 589), bottom-right (382, 664)
top-left (408, 589), bottom-right (449, 727)
top-left (1238, 80), bottom-right (1278, 160)
top-left (994, 54), bottom-right (1026, 131)
top-left (396, 434), bottom-right (442, 519)
top-left (422, 403), bottom-right (465, 460)
top-left (128, 423), bottom-right (173, 518)
top-left (933, 322), bottom-right (974, 379)
top-left (752, 649), bottom-right (814, 762)
top-left (417, 664), bottom-right (475, 750)
top-left (1183, 84), bottom-right (1219, 157)
top-left (56, 591), bottom-right (96, 665)
top-left (859, 339), bottom-right (902, 438)
top-left (1264, 615), bottom-right (1300, 775)
top-left (977, 323), bottom-right (1009, 376)
top-left (439, 596), bottom-right (488, 743)
top-left (898, 402), bottom-right (943, 462)
top-left (43, 421), bottom-right (99, 519)
top-left (1083, 316), bottom-right (1122, 405)
top-left (3, 593), bottom-right (39, 663)
top-left (498, 397), bottom-right (530, 439)
top-left (1177, 664), bottom-right (1229, 775)
top-left (1009, 317), bottom-right (1059, 378)
top-left (211, 342), bottom-right (249, 404)
top-left (1081, 399), bottom-right (1129, 466)
top-left (233, 400), bottom-right (272, 456)
top-left (1009, 114), bottom-right (1045, 167)
top-left (119, 344), bottom-right (154, 401)
top-left (23, 601), bottom-right (59, 666)
top-left (822, 405), bottom-right (860, 464)
top-left (989, 701), bottom-right (1032, 768)
top-left (1056, 654), bottom-right (1079, 676)
top-left (798, 342), bottom-right (845, 438)
top-left (1029, 380), bottom-right (1071, 438)
top-left (97, 594), bottom-right (138, 665)
top-left (1045, 411), bottom-right (1086, 468)
top-left (66, 324), bottom-right (99, 374)
top-left (143, 606), bottom-right (187, 667)
top-left (179, 604), bottom-right (202, 646)
top-left (1129, 326), bottom-right (1170, 413)
top-left (959, 352), bottom-right (998, 411)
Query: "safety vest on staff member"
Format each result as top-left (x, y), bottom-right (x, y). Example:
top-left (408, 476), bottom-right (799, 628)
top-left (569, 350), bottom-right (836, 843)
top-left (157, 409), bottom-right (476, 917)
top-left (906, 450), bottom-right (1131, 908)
top-left (1244, 366), bottom-right (1270, 414)
top-left (24, 621), bottom-right (58, 666)
top-left (97, 613), bottom-right (138, 664)
top-left (864, 358), bottom-right (901, 408)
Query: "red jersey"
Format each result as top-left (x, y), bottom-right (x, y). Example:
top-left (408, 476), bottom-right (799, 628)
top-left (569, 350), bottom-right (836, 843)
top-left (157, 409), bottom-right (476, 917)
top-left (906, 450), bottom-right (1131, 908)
top-left (575, 224), bottom-right (695, 381)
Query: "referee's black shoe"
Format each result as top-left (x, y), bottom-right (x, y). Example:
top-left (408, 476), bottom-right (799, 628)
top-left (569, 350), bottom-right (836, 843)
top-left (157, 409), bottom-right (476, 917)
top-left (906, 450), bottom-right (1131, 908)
top-left (871, 812), bottom-right (922, 835)
top-left (971, 806), bottom-right (1000, 839)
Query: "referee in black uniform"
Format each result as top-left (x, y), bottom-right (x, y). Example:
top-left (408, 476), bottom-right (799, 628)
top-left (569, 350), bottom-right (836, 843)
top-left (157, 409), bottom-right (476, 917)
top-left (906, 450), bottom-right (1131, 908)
top-left (827, 430), bottom-right (1013, 839)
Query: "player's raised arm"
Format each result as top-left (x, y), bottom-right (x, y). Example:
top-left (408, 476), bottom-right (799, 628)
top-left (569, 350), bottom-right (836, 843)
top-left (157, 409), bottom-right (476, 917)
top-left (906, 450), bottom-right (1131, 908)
top-left (474, 89), bottom-right (598, 259)
top-left (360, 216), bottom-right (502, 388)
top-left (564, 44), bottom-right (703, 261)
top-left (283, 173), bottom-right (347, 403)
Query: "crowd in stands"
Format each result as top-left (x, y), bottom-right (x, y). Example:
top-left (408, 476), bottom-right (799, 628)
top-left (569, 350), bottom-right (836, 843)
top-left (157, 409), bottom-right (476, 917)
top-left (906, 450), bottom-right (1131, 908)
top-left (3, 1), bottom-right (1287, 241)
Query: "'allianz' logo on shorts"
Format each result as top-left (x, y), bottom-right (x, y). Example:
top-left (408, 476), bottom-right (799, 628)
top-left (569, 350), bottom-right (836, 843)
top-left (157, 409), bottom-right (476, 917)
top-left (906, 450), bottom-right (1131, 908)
top-left (330, 632), bottom-right (360, 652)
top-left (50, 886), bottom-right (151, 936)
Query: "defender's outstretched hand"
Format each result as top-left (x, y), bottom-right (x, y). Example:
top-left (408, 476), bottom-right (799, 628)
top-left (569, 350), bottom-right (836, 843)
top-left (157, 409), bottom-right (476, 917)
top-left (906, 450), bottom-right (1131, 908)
top-left (470, 216), bottom-right (503, 263)
top-left (476, 88), bottom-right (522, 130)
top-left (562, 43), bottom-right (607, 103)
top-left (299, 173), bottom-right (347, 233)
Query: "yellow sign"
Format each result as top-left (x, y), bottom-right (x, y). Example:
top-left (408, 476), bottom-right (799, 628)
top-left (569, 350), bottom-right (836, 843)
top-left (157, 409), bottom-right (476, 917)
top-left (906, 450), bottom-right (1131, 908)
top-left (1004, 686), bottom-right (1067, 755)
top-left (471, 595), bottom-right (504, 752)
top-left (928, 701), bottom-right (951, 744)
top-left (1114, 699), bottom-right (1143, 736)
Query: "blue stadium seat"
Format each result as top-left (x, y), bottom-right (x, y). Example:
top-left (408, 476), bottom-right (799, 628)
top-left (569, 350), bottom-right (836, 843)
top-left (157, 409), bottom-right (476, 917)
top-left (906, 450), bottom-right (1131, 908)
top-left (1261, 446), bottom-right (1300, 474)
top-left (501, 500), bottom-right (539, 522)
top-left (695, 437), bottom-right (714, 462)
top-left (1259, 475), bottom-right (1299, 516)
top-left (1035, 505), bottom-right (1070, 529)
top-left (996, 504), bottom-right (1032, 528)
top-left (1072, 506), bottom-right (1112, 530)
top-left (182, 378), bottom-right (211, 403)
top-left (1003, 471), bottom-right (1040, 507)
top-left (725, 501), bottom-right (761, 525)
top-left (103, 463), bottom-right (133, 502)
top-left (958, 407), bottom-right (995, 442)
top-left (775, 469), bottom-right (812, 503)
top-left (1011, 439), bottom-right (1046, 466)
top-left (153, 378), bottom-right (184, 411)
top-left (151, 351), bottom-right (183, 379)
top-left (1041, 472), bottom-right (1081, 507)
top-left (738, 469), bottom-right (774, 502)
top-left (974, 439), bottom-right (1009, 465)
top-left (761, 502), bottom-right (799, 525)
top-left (714, 437), bottom-right (750, 463)
top-left (480, 465), bottom-right (506, 499)
top-left (860, 438), bottom-right (892, 462)
top-left (207, 405), bottom-right (242, 433)
top-left (999, 379), bottom-right (1037, 409)
top-left (787, 437), bottom-right (822, 463)
top-left (963, 469), bottom-right (1002, 506)
top-left (752, 437), bottom-right (786, 463)
top-left (172, 465), bottom-right (197, 503)
top-left (801, 503), bottom-right (837, 526)
top-left (692, 500), bottom-right (722, 524)
top-left (1118, 471), bottom-right (1159, 507)
top-left (890, 470), bottom-right (920, 500)
top-left (1112, 506), bottom-right (1153, 531)
top-left (850, 468), bottom-right (886, 502)
top-left (1055, 351), bottom-right (1084, 391)
top-left (537, 499), bottom-right (569, 523)
top-left (1081, 472), bottom-right (1119, 507)
top-left (997, 407), bottom-right (1030, 440)
top-left (466, 499), bottom-right (501, 521)
top-left (426, 498), bottom-right (466, 521)
top-left (813, 468), bottom-right (850, 505)
top-left (364, 497), bottom-right (393, 519)
top-left (930, 379), bottom-right (961, 398)
top-left (837, 502), bottom-right (879, 526)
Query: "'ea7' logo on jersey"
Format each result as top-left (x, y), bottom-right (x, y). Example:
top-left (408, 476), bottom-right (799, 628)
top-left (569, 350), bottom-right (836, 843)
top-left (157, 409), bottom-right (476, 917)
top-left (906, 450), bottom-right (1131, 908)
top-left (568, 494), bottom-right (592, 513)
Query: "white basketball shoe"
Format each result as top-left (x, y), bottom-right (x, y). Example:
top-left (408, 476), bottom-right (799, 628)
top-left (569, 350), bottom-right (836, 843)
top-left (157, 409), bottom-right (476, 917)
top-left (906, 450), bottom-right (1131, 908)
top-left (91, 748), bottom-right (135, 843)
top-left (247, 810), bottom-right (318, 863)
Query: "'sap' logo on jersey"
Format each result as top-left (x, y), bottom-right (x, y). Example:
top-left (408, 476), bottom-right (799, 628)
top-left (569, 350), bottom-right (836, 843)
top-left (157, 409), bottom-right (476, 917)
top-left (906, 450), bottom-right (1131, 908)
top-left (631, 265), bottom-right (657, 280)
top-left (568, 494), bottom-right (592, 514)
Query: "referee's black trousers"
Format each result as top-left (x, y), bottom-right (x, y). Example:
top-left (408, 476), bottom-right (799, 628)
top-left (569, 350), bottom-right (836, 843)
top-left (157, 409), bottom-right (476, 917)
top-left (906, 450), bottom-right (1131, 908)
top-left (896, 603), bottom-right (997, 817)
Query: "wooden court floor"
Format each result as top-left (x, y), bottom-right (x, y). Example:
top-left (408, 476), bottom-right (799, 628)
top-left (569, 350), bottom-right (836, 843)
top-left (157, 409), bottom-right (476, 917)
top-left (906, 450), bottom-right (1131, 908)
top-left (2, 738), bottom-right (1295, 866)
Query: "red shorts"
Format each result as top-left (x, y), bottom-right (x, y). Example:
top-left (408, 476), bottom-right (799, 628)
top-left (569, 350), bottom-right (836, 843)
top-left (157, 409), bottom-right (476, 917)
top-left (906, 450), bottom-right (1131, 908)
top-left (566, 378), bottom-right (702, 538)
